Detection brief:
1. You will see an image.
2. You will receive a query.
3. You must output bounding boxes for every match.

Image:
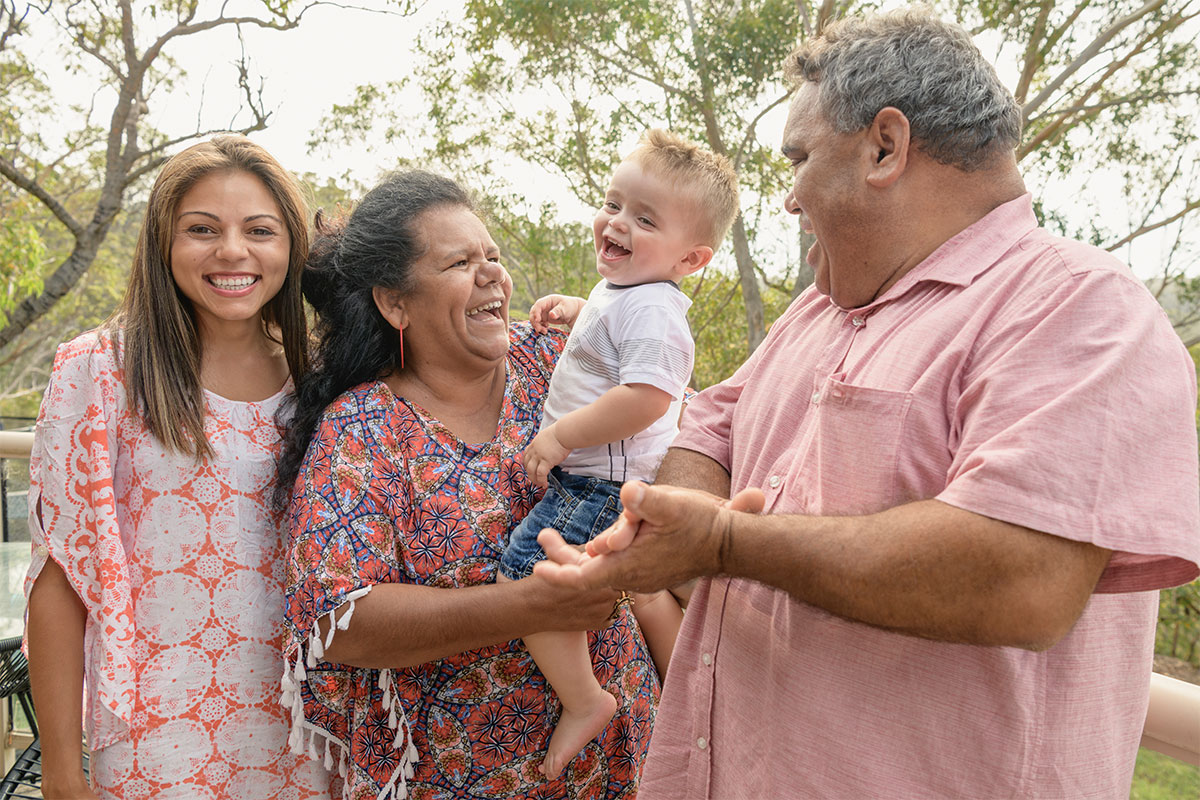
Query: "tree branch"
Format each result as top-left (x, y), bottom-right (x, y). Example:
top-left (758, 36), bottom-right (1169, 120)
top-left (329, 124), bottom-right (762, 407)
top-left (1105, 198), bottom-right (1200, 251)
top-left (1022, 0), bottom-right (1164, 120)
top-left (573, 38), bottom-right (701, 104)
top-left (0, 157), bottom-right (84, 236)
top-left (1019, 11), bottom-right (1191, 157)
top-left (734, 91), bottom-right (792, 170)
top-left (1014, 0), bottom-right (1053, 104)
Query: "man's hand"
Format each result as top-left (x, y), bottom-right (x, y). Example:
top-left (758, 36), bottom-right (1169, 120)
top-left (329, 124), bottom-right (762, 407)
top-left (533, 481), bottom-right (764, 592)
top-left (529, 294), bottom-right (587, 332)
top-left (522, 424), bottom-right (571, 488)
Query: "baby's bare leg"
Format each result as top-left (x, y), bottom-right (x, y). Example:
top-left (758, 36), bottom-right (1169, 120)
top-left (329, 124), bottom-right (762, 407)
top-left (631, 590), bottom-right (684, 680)
top-left (496, 572), bottom-right (616, 780)
top-left (524, 629), bottom-right (617, 779)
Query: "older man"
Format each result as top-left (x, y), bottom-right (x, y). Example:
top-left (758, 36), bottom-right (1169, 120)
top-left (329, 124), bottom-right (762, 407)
top-left (536, 9), bottom-right (1200, 798)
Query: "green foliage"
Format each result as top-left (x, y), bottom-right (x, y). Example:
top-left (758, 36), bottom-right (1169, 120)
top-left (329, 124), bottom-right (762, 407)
top-left (0, 193), bottom-right (45, 322)
top-left (480, 200), bottom-right (598, 314)
top-left (1154, 343), bottom-right (1200, 671)
top-left (685, 269), bottom-right (792, 389)
top-left (1130, 747), bottom-right (1200, 800)
top-left (310, 0), bottom-right (1200, 355)
top-left (1157, 581), bottom-right (1200, 667)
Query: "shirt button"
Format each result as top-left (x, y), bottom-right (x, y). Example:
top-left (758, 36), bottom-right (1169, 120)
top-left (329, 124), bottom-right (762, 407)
top-left (768, 475), bottom-right (781, 489)
top-left (701, 652), bottom-right (713, 666)
top-left (35, 545), bottom-right (48, 558)
top-left (697, 737), bottom-right (708, 749)
top-left (851, 315), bottom-right (865, 328)
top-left (811, 391), bottom-right (821, 404)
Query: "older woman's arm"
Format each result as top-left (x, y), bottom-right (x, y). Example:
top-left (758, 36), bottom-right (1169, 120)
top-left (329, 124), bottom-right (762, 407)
top-left (319, 574), bottom-right (618, 669)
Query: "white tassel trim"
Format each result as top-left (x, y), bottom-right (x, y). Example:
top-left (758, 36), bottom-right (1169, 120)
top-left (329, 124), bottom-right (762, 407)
top-left (279, 585), bottom-right (420, 800)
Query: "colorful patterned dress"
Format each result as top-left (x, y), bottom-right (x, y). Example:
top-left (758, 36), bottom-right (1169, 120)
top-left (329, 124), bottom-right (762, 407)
top-left (24, 331), bottom-right (333, 799)
top-left (281, 323), bottom-right (658, 800)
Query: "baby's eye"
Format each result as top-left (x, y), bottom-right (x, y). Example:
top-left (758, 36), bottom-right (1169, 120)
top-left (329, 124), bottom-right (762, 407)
top-left (638, 216), bottom-right (655, 227)
top-left (603, 201), bottom-right (619, 211)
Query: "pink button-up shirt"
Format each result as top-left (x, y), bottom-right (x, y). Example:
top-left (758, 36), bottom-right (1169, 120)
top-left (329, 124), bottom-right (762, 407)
top-left (644, 195), bottom-right (1200, 798)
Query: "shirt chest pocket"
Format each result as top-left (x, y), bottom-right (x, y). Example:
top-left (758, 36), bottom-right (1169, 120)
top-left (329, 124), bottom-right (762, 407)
top-left (785, 377), bottom-right (913, 516)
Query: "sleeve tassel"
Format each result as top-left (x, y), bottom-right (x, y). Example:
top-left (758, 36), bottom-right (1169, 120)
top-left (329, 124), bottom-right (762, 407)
top-left (324, 609), bottom-right (338, 649)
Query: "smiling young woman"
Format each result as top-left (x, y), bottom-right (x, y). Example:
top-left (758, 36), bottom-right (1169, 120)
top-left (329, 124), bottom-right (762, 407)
top-left (24, 136), bottom-right (333, 800)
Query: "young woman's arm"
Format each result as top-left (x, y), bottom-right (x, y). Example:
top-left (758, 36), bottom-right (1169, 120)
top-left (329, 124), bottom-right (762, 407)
top-left (27, 559), bottom-right (99, 800)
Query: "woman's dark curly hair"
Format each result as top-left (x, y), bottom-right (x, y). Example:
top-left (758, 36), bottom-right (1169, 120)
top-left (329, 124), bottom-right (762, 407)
top-left (274, 169), bottom-right (476, 511)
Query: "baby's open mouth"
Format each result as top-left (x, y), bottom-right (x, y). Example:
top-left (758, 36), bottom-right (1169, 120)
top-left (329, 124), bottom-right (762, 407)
top-left (602, 238), bottom-right (630, 258)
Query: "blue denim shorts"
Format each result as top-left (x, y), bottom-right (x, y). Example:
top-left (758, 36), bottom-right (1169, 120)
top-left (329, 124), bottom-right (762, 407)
top-left (499, 467), bottom-right (622, 580)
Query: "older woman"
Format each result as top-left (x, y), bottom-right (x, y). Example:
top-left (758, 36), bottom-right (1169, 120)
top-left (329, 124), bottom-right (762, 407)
top-left (277, 170), bottom-right (658, 799)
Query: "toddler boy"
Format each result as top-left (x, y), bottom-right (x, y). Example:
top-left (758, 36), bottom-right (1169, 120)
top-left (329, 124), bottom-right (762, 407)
top-left (497, 128), bottom-right (740, 779)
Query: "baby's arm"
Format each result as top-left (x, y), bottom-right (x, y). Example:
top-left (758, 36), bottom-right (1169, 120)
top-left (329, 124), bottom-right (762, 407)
top-left (523, 383), bottom-right (672, 487)
top-left (529, 294), bottom-right (587, 333)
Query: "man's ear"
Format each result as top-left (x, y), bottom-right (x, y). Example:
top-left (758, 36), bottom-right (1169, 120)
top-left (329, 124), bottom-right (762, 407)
top-left (866, 106), bottom-right (910, 188)
top-left (675, 245), bottom-right (714, 277)
top-left (372, 286), bottom-right (408, 331)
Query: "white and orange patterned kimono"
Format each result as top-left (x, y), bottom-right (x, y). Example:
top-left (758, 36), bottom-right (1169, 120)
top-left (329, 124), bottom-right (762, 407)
top-left (23, 331), bottom-right (332, 800)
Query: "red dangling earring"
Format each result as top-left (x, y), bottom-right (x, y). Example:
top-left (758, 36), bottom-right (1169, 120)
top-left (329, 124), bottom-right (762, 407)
top-left (399, 326), bottom-right (405, 370)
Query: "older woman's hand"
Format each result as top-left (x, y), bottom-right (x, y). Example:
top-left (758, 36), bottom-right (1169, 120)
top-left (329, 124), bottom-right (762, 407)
top-left (521, 569), bottom-right (622, 632)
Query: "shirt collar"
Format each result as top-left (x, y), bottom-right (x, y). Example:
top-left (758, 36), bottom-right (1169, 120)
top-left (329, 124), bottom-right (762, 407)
top-left (828, 193), bottom-right (1039, 313)
top-left (605, 279), bottom-right (683, 292)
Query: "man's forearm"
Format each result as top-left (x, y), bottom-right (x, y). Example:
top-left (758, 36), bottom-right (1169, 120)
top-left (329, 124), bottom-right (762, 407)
top-left (654, 446), bottom-right (730, 497)
top-left (719, 498), bottom-right (1111, 650)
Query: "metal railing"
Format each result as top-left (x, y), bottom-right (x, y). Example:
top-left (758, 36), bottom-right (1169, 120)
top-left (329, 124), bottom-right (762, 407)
top-left (0, 429), bottom-right (1196, 766)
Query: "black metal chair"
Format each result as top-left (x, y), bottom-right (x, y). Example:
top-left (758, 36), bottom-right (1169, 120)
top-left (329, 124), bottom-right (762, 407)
top-left (0, 737), bottom-right (44, 799)
top-left (0, 637), bottom-right (90, 798)
top-left (0, 637), bottom-right (36, 740)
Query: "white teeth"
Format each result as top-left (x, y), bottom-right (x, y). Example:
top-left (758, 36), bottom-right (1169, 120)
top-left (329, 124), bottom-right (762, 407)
top-left (467, 300), bottom-right (503, 316)
top-left (209, 275), bottom-right (258, 290)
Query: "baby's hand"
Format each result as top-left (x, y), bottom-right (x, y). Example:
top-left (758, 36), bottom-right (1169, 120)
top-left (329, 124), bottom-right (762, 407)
top-left (522, 424), bottom-right (571, 488)
top-left (529, 294), bottom-right (587, 332)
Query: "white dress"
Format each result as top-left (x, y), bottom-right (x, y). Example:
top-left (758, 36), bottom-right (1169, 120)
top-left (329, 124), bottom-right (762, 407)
top-left (24, 331), bottom-right (333, 799)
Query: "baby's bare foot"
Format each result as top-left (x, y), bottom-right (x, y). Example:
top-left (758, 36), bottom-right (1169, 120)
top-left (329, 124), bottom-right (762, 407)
top-left (539, 689), bottom-right (618, 779)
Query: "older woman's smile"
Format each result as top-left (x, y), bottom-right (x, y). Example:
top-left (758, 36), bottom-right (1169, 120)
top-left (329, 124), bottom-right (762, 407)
top-left (466, 299), bottom-right (505, 319)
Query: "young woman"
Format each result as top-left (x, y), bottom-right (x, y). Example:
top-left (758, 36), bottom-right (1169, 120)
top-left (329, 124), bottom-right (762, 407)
top-left (24, 136), bottom-right (332, 799)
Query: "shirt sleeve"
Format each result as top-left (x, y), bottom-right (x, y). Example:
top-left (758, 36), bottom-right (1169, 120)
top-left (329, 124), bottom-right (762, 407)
top-left (280, 396), bottom-right (419, 796)
top-left (23, 334), bottom-right (135, 748)
top-left (938, 269), bottom-right (1199, 592)
top-left (609, 289), bottom-right (694, 398)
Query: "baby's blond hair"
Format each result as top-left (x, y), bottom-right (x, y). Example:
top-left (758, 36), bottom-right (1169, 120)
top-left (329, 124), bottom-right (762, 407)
top-left (627, 129), bottom-right (740, 248)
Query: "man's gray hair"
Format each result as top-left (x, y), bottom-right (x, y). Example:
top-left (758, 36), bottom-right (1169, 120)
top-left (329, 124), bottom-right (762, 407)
top-left (784, 8), bottom-right (1021, 171)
